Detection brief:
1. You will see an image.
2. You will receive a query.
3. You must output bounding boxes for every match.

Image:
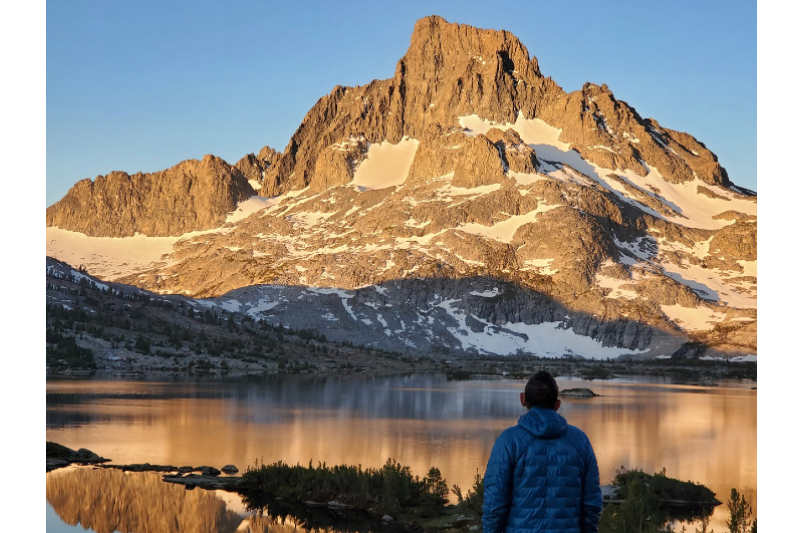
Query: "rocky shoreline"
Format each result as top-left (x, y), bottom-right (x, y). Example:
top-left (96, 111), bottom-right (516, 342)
top-left (46, 442), bottom-right (110, 472)
top-left (47, 443), bottom-right (721, 513)
top-left (47, 443), bottom-right (241, 479)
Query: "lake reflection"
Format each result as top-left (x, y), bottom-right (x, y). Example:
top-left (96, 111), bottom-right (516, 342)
top-left (46, 374), bottom-right (756, 531)
top-left (46, 465), bottom-right (317, 533)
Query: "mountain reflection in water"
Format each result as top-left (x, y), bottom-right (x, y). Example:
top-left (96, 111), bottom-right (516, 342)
top-left (46, 375), bottom-right (756, 531)
top-left (46, 466), bottom-right (314, 533)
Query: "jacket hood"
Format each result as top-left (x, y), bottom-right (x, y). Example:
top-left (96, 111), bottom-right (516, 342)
top-left (517, 407), bottom-right (568, 439)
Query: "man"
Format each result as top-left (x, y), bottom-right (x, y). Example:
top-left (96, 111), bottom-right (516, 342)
top-left (482, 371), bottom-right (603, 533)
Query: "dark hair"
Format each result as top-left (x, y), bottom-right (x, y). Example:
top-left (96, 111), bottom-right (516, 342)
top-left (524, 371), bottom-right (559, 409)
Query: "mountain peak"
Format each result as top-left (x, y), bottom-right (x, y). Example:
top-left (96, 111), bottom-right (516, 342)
top-left (405, 15), bottom-right (541, 81)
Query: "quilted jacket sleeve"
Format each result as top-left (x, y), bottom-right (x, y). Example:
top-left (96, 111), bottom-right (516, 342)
top-left (580, 436), bottom-right (603, 533)
top-left (482, 430), bottom-right (514, 533)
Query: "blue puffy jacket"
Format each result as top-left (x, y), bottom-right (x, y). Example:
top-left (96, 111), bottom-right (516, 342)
top-left (482, 407), bottom-right (603, 533)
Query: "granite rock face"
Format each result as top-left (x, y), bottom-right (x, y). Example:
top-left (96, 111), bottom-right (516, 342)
top-left (235, 151), bottom-right (276, 187)
top-left (47, 155), bottom-right (255, 237)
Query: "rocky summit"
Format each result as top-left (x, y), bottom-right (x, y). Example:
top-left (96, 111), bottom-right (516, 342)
top-left (46, 16), bottom-right (756, 360)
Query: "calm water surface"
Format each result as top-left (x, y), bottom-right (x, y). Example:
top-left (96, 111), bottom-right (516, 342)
top-left (46, 374), bottom-right (756, 532)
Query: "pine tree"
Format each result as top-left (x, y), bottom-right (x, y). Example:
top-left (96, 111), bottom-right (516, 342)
top-left (726, 488), bottom-right (755, 533)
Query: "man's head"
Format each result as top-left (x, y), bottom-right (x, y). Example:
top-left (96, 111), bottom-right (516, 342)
top-left (520, 371), bottom-right (561, 411)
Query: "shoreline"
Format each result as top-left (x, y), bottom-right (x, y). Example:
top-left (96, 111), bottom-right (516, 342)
top-left (46, 355), bottom-right (757, 385)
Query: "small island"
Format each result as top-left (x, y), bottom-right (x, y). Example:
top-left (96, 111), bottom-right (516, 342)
top-left (560, 388), bottom-right (599, 398)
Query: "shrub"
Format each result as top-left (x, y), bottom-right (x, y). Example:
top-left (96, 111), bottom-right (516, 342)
top-left (452, 471), bottom-right (484, 519)
top-left (599, 477), bottom-right (665, 533)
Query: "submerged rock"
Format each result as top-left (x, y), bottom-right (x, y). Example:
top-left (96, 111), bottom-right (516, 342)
top-left (114, 463), bottom-right (176, 473)
top-left (163, 473), bottom-right (242, 491)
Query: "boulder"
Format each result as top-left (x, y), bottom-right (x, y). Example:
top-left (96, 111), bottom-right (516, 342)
top-left (197, 466), bottom-right (221, 476)
top-left (221, 464), bottom-right (239, 474)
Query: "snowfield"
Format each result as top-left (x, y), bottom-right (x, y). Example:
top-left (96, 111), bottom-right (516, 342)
top-left (46, 227), bottom-right (183, 279)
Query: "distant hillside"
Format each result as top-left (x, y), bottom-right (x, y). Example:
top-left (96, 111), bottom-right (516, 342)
top-left (46, 256), bottom-right (417, 375)
top-left (45, 256), bottom-right (756, 380)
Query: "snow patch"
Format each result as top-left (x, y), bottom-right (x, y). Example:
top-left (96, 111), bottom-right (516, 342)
top-left (46, 227), bottom-right (186, 280)
top-left (305, 287), bottom-right (358, 322)
top-left (458, 113), bottom-right (571, 151)
top-left (659, 259), bottom-right (757, 308)
top-left (226, 196), bottom-right (275, 223)
top-left (436, 299), bottom-right (642, 358)
top-left (656, 237), bottom-right (711, 261)
top-left (444, 182), bottom-right (502, 197)
top-left (595, 274), bottom-right (638, 299)
top-left (700, 354), bottom-right (757, 363)
top-left (738, 260), bottom-right (757, 277)
top-left (351, 138), bottom-right (419, 190)
top-left (523, 258), bottom-right (559, 275)
top-left (623, 132), bottom-right (640, 143)
top-left (660, 304), bottom-right (725, 331)
top-left (470, 288), bottom-right (502, 298)
top-left (613, 236), bottom-right (658, 262)
top-left (63, 269), bottom-right (109, 291)
top-left (243, 297), bottom-right (283, 317)
top-left (456, 204), bottom-right (562, 243)
top-left (508, 171), bottom-right (545, 185)
top-left (288, 211), bottom-right (336, 228)
top-left (218, 299), bottom-right (242, 313)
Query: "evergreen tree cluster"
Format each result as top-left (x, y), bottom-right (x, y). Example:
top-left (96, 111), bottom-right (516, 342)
top-left (240, 458), bottom-right (450, 517)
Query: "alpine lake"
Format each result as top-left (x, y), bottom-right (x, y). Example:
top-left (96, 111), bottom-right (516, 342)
top-left (46, 372), bottom-right (756, 533)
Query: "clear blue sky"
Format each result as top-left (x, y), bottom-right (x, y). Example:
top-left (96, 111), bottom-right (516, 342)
top-left (46, 0), bottom-right (756, 206)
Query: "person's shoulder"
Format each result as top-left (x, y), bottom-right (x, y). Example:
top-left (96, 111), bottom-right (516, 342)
top-left (494, 424), bottom-right (530, 449)
top-left (498, 424), bottom-right (527, 441)
top-left (564, 424), bottom-right (593, 447)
